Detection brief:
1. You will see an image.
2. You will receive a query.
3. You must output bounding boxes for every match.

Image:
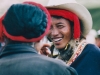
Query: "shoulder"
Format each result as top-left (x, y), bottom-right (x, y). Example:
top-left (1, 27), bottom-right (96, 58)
top-left (37, 54), bottom-right (66, 67)
top-left (84, 44), bottom-right (100, 53)
top-left (33, 55), bottom-right (78, 75)
top-left (80, 43), bottom-right (100, 58)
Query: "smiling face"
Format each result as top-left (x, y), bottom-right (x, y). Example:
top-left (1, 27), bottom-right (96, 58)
top-left (47, 16), bottom-right (72, 49)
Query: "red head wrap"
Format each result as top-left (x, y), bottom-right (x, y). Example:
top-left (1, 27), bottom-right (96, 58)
top-left (48, 9), bottom-right (80, 39)
top-left (0, 2), bottom-right (51, 42)
top-left (0, 15), bottom-right (4, 42)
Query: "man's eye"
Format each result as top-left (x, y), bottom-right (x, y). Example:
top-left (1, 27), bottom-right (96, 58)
top-left (57, 25), bottom-right (64, 28)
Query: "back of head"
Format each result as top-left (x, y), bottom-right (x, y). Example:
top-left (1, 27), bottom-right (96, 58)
top-left (0, 1), bottom-right (51, 42)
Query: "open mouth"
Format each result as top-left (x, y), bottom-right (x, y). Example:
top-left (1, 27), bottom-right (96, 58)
top-left (52, 38), bottom-right (62, 42)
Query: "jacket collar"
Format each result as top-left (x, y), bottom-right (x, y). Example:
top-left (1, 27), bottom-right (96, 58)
top-left (0, 43), bottom-right (38, 57)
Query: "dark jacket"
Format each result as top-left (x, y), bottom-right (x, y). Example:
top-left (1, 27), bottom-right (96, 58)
top-left (0, 43), bottom-right (77, 75)
top-left (71, 44), bottom-right (100, 75)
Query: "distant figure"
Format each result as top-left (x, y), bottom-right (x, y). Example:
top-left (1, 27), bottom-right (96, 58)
top-left (86, 29), bottom-right (97, 44)
top-left (0, 1), bottom-right (77, 75)
top-left (95, 30), bottom-right (100, 48)
top-left (39, 0), bottom-right (100, 75)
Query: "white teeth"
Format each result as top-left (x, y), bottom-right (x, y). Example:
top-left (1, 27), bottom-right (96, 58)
top-left (53, 38), bottom-right (62, 42)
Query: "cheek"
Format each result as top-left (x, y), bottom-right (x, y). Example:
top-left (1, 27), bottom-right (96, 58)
top-left (46, 30), bottom-right (51, 40)
top-left (34, 43), bottom-right (40, 52)
top-left (62, 27), bottom-right (71, 36)
top-left (61, 27), bottom-right (72, 42)
top-left (47, 30), bottom-right (51, 36)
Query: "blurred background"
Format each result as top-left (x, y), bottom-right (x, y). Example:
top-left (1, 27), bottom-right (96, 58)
top-left (0, 0), bottom-right (100, 31)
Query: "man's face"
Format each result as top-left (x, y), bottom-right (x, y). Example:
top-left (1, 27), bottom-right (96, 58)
top-left (47, 17), bottom-right (72, 49)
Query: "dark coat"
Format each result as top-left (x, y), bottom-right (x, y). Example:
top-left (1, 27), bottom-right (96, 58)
top-left (0, 43), bottom-right (77, 75)
top-left (71, 44), bottom-right (100, 75)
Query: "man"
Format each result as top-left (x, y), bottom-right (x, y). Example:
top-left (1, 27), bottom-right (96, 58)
top-left (0, 1), bottom-right (77, 75)
top-left (95, 30), bottom-right (100, 48)
top-left (38, 0), bottom-right (100, 75)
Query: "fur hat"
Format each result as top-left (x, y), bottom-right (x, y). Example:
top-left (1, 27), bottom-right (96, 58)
top-left (0, 1), bottom-right (51, 42)
top-left (35, 0), bottom-right (92, 38)
top-left (46, 0), bottom-right (92, 38)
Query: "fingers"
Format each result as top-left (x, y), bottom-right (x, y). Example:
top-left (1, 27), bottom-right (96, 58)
top-left (40, 46), bottom-right (51, 56)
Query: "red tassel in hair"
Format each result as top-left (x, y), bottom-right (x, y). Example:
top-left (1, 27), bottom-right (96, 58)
top-left (73, 15), bottom-right (80, 39)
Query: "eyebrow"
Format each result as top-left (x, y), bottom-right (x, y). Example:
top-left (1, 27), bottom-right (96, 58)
top-left (56, 22), bottom-right (63, 25)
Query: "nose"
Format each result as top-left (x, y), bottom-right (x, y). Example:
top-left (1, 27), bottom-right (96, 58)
top-left (51, 28), bottom-right (59, 36)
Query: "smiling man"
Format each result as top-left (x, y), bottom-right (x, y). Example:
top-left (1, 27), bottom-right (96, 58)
top-left (44, 0), bottom-right (100, 75)
top-left (48, 16), bottom-right (72, 49)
